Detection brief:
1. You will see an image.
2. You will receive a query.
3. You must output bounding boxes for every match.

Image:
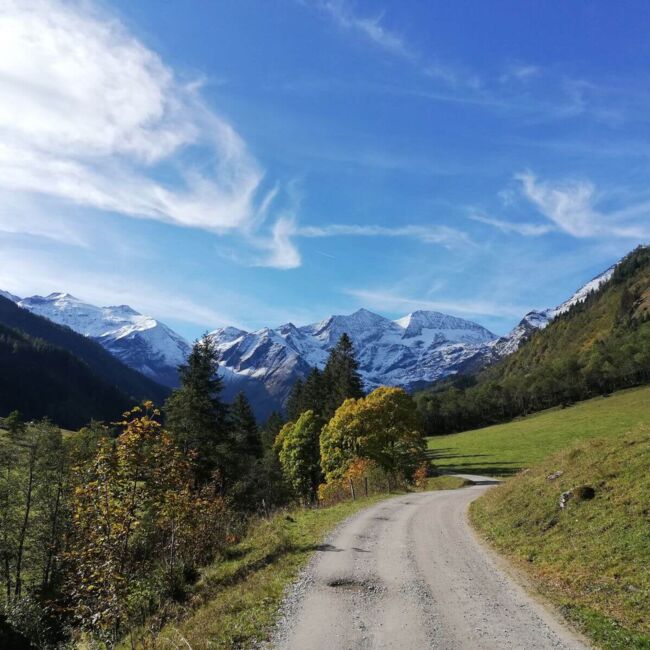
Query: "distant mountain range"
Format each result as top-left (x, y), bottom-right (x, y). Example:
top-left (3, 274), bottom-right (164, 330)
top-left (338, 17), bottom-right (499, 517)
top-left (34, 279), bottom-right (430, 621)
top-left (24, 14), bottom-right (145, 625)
top-left (3, 261), bottom-right (618, 419)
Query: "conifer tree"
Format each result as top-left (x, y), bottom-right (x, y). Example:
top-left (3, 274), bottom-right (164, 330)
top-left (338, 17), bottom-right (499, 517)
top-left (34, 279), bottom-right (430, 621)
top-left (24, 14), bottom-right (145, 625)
top-left (323, 333), bottom-right (364, 419)
top-left (164, 335), bottom-right (230, 485)
top-left (230, 392), bottom-right (261, 460)
top-left (285, 379), bottom-right (305, 421)
top-left (302, 367), bottom-right (327, 420)
top-left (260, 411), bottom-right (284, 453)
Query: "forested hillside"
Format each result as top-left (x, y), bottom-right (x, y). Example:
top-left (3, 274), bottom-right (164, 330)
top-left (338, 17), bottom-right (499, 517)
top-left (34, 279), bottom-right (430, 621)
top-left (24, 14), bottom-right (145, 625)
top-left (0, 296), bottom-right (168, 427)
top-left (417, 246), bottom-right (650, 435)
top-left (0, 323), bottom-right (133, 428)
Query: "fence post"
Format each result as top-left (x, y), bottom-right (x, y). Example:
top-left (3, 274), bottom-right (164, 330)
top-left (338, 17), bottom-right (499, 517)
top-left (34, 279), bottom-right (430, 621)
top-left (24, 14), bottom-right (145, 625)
top-left (364, 476), bottom-right (368, 497)
top-left (349, 477), bottom-right (356, 501)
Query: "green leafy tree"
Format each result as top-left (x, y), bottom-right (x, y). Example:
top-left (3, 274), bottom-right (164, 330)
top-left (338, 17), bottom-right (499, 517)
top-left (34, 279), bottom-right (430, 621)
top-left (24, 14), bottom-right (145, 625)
top-left (277, 411), bottom-right (322, 503)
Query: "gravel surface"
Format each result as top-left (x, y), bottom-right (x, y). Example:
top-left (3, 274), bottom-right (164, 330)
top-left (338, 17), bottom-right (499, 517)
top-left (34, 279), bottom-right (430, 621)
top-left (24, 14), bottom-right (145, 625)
top-left (270, 476), bottom-right (592, 649)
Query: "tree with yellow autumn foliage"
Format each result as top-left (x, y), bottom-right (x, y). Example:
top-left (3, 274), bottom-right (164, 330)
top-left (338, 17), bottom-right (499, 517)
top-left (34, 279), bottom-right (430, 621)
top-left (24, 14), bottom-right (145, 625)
top-left (320, 387), bottom-right (425, 487)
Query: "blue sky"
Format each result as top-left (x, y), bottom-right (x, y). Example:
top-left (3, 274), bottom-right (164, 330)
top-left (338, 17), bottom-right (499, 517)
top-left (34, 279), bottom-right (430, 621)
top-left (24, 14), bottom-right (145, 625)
top-left (1, 0), bottom-right (649, 340)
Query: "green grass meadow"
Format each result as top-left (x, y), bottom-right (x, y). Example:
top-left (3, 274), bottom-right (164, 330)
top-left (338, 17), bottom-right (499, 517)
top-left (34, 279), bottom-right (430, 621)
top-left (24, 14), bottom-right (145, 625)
top-left (471, 426), bottom-right (650, 649)
top-left (427, 385), bottom-right (650, 476)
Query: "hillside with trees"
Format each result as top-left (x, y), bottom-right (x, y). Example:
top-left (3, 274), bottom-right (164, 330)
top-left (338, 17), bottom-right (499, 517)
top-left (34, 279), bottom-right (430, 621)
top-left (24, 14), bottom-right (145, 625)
top-left (416, 246), bottom-right (650, 435)
top-left (0, 296), bottom-right (168, 428)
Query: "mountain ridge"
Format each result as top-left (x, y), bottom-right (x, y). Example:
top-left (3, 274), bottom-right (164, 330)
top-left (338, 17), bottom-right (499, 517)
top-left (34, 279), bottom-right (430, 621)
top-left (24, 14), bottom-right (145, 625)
top-left (3, 256), bottom-right (623, 418)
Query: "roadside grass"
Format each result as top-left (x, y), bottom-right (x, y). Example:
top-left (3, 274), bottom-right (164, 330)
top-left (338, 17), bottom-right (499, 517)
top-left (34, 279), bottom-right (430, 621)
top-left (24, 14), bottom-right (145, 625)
top-left (470, 427), bottom-right (650, 650)
top-left (427, 385), bottom-right (650, 476)
top-left (124, 493), bottom-right (394, 649)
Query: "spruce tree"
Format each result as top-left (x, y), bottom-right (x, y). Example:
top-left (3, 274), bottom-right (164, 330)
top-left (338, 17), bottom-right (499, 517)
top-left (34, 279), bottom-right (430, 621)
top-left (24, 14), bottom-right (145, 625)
top-left (260, 411), bottom-right (284, 452)
top-left (230, 392), bottom-right (261, 460)
top-left (323, 333), bottom-right (364, 419)
top-left (164, 335), bottom-right (230, 485)
top-left (302, 367), bottom-right (327, 419)
top-left (285, 379), bottom-right (305, 421)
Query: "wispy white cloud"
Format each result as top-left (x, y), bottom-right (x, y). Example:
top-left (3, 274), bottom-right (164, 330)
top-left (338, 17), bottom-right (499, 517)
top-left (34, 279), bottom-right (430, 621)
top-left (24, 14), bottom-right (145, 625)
top-left (0, 0), bottom-right (295, 268)
top-left (471, 171), bottom-right (650, 241)
top-left (499, 63), bottom-right (540, 84)
top-left (470, 213), bottom-right (553, 237)
top-left (516, 171), bottom-right (650, 240)
top-left (317, 0), bottom-right (413, 59)
top-left (297, 223), bottom-right (472, 247)
top-left (314, 0), bottom-right (476, 89)
top-left (254, 216), bottom-right (303, 269)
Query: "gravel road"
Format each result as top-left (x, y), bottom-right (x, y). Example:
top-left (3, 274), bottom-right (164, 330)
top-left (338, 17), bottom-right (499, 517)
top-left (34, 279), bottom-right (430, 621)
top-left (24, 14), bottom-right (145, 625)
top-left (271, 476), bottom-right (591, 650)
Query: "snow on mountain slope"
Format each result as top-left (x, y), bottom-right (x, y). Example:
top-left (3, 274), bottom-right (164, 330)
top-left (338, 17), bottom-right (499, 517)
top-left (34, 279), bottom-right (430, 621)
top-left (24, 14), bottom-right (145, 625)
top-left (491, 264), bottom-right (617, 358)
top-left (0, 290), bottom-right (20, 303)
top-left (3, 258), bottom-right (618, 418)
top-left (17, 293), bottom-right (190, 387)
top-left (209, 308), bottom-right (498, 416)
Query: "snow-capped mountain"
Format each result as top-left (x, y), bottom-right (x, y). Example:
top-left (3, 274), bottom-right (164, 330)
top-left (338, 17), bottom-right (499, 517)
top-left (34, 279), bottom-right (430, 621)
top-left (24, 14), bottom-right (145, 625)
top-left (0, 258), bottom-right (619, 418)
top-left (210, 308), bottom-right (497, 417)
top-left (490, 264), bottom-right (617, 358)
top-left (15, 293), bottom-right (190, 387)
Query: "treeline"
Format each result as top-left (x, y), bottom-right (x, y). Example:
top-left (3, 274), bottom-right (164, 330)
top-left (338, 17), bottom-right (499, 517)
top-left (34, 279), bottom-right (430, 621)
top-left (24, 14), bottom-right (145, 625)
top-left (1, 333), bottom-right (426, 647)
top-left (416, 246), bottom-right (650, 435)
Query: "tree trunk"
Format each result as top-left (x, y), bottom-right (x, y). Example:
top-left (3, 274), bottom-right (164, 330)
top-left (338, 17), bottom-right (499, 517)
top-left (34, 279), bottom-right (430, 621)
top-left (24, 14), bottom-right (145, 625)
top-left (15, 446), bottom-right (36, 598)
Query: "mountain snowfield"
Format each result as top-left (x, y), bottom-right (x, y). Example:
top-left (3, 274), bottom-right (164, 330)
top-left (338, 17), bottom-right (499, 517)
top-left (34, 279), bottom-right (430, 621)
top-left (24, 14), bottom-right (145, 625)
top-left (15, 293), bottom-right (191, 388)
top-left (4, 261), bottom-right (617, 417)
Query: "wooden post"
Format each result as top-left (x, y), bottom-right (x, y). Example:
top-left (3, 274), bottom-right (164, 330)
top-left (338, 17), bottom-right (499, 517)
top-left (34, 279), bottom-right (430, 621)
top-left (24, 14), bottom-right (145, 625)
top-left (364, 477), bottom-right (369, 497)
top-left (349, 477), bottom-right (356, 501)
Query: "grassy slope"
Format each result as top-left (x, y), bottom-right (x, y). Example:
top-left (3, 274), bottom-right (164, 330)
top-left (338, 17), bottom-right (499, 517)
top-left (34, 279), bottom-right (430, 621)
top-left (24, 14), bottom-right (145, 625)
top-left (471, 427), bottom-right (650, 649)
top-left (427, 385), bottom-right (650, 476)
top-left (124, 494), bottom-right (393, 649)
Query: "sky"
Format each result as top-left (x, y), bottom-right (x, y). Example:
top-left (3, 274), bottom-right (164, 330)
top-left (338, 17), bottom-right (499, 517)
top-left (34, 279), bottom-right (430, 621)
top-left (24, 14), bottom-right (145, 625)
top-left (1, 0), bottom-right (649, 340)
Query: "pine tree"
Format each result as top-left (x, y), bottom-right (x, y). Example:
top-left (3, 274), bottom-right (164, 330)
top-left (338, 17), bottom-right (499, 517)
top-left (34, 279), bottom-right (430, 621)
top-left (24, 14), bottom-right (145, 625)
top-left (230, 392), bottom-right (261, 460)
top-left (323, 333), bottom-right (364, 419)
top-left (285, 379), bottom-right (305, 421)
top-left (164, 335), bottom-right (230, 485)
top-left (302, 367), bottom-right (327, 419)
top-left (260, 411), bottom-right (284, 453)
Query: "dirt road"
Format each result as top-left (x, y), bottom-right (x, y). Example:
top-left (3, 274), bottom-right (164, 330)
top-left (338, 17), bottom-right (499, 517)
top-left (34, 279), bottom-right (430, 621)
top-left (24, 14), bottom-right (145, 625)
top-left (272, 477), bottom-right (590, 649)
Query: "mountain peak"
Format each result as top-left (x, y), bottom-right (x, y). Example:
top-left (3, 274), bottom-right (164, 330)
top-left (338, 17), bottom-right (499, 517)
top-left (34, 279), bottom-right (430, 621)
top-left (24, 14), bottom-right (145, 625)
top-left (45, 292), bottom-right (79, 301)
top-left (394, 310), bottom-right (496, 342)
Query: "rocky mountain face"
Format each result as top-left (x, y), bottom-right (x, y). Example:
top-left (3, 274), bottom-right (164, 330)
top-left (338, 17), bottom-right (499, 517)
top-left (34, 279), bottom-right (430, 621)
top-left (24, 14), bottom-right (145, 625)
top-left (210, 309), bottom-right (497, 417)
top-left (15, 293), bottom-right (190, 387)
top-left (4, 259), bottom-right (618, 418)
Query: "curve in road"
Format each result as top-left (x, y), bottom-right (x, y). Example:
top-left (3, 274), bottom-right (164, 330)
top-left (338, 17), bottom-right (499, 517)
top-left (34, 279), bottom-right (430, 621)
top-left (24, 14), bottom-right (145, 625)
top-left (272, 476), bottom-right (591, 650)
